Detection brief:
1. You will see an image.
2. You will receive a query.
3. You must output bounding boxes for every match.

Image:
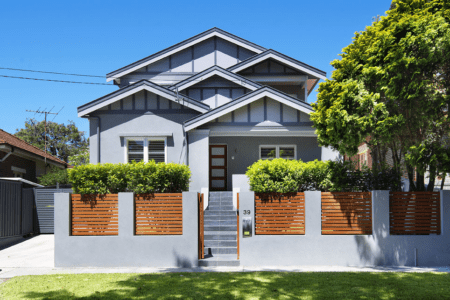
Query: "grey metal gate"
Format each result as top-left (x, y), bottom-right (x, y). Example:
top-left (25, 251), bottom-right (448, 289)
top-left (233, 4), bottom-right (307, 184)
top-left (35, 188), bottom-right (72, 233)
top-left (0, 180), bottom-right (35, 238)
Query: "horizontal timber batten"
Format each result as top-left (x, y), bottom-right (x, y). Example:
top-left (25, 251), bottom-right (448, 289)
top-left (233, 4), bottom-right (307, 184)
top-left (390, 192), bottom-right (441, 235)
top-left (71, 194), bottom-right (119, 236)
top-left (321, 192), bottom-right (372, 235)
top-left (135, 193), bottom-right (183, 235)
top-left (255, 193), bottom-right (305, 235)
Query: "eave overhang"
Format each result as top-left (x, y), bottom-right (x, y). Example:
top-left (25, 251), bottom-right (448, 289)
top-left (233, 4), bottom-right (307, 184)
top-left (184, 86), bottom-right (314, 132)
top-left (77, 80), bottom-right (210, 117)
top-left (106, 28), bottom-right (266, 82)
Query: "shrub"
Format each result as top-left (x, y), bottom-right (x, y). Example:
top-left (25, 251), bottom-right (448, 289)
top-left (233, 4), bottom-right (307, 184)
top-left (68, 162), bottom-right (191, 194)
top-left (37, 167), bottom-right (69, 186)
top-left (246, 159), bottom-right (401, 192)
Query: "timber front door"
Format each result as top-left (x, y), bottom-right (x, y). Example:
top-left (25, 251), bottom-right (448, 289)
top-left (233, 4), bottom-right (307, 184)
top-left (209, 145), bottom-right (227, 191)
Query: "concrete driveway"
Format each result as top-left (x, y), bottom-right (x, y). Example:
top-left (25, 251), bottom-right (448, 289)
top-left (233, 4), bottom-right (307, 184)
top-left (0, 235), bottom-right (54, 278)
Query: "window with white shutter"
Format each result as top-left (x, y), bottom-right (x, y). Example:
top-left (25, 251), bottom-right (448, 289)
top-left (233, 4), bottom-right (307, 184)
top-left (126, 137), bottom-right (166, 163)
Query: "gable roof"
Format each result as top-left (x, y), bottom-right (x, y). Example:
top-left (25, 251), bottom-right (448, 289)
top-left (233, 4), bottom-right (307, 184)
top-left (184, 86), bottom-right (314, 131)
top-left (168, 66), bottom-right (262, 92)
top-left (228, 49), bottom-right (327, 81)
top-left (0, 129), bottom-right (68, 166)
top-left (77, 80), bottom-right (210, 117)
top-left (106, 28), bottom-right (267, 82)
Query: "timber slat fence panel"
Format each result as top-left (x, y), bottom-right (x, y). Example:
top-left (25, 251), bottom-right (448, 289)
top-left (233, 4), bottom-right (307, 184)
top-left (198, 193), bottom-right (204, 259)
top-left (71, 194), bottom-right (119, 236)
top-left (255, 193), bottom-right (305, 235)
top-left (321, 192), bottom-right (372, 235)
top-left (390, 192), bottom-right (440, 235)
top-left (135, 193), bottom-right (183, 235)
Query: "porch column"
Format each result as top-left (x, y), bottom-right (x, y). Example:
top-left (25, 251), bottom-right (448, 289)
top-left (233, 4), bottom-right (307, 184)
top-left (188, 129), bottom-right (210, 192)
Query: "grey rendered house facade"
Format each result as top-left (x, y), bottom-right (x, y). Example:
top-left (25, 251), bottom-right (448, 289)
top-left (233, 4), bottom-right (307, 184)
top-left (77, 28), bottom-right (338, 191)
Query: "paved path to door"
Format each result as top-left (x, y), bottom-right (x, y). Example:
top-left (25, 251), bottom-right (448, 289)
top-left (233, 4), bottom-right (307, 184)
top-left (1, 235), bottom-right (449, 280)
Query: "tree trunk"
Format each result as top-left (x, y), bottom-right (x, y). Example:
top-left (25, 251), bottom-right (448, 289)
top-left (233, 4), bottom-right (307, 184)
top-left (441, 173), bottom-right (446, 190)
top-left (427, 166), bottom-right (436, 191)
top-left (416, 172), bottom-right (425, 191)
top-left (407, 165), bottom-right (416, 191)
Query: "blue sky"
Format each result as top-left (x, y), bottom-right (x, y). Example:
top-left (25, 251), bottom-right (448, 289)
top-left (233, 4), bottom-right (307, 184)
top-left (0, 0), bottom-right (392, 136)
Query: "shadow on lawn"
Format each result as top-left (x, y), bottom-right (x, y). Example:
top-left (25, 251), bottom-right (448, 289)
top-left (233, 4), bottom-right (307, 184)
top-left (21, 272), bottom-right (450, 300)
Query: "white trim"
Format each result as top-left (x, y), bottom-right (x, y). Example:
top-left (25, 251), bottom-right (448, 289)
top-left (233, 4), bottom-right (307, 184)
top-left (106, 32), bottom-right (264, 82)
top-left (124, 137), bottom-right (167, 164)
top-left (175, 70), bottom-right (260, 92)
top-left (231, 53), bottom-right (327, 81)
top-left (259, 144), bottom-right (297, 160)
top-left (78, 85), bottom-right (208, 117)
top-left (0, 177), bottom-right (44, 187)
top-left (185, 90), bottom-right (313, 131)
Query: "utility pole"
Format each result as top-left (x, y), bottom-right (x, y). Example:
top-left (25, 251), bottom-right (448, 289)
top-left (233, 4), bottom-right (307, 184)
top-left (26, 107), bottom-right (63, 169)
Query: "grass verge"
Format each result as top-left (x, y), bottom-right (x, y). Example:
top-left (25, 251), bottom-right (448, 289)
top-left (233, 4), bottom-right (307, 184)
top-left (0, 272), bottom-right (449, 299)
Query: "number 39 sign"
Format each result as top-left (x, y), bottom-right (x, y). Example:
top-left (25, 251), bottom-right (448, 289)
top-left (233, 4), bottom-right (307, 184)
top-left (243, 210), bottom-right (251, 215)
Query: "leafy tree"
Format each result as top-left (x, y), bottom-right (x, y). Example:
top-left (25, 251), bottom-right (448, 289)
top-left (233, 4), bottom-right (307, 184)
top-left (311, 0), bottom-right (450, 191)
top-left (68, 148), bottom-right (90, 167)
top-left (15, 118), bottom-right (88, 163)
top-left (37, 167), bottom-right (69, 186)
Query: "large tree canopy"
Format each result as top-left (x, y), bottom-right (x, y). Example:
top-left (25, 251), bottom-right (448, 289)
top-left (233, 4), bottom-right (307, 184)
top-left (311, 0), bottom-right (450, 191)
top-left (15, 118), bottom-right (88, 163)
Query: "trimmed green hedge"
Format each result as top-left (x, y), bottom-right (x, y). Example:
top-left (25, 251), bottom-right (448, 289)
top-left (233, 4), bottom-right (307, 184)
top-left (68, 161), bottom-right (191, 194)
top-left (246, 159), bottom-right (401, 192)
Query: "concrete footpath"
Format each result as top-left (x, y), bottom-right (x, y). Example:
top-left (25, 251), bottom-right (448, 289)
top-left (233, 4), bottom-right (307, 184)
top-left (1, 235), bottom-right (449, 280)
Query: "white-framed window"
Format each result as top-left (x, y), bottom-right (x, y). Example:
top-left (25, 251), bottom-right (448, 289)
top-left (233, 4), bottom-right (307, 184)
top-left (125, 137), bottom-right (167, 163)
top-left (259, 145), bottom-right (296, 160)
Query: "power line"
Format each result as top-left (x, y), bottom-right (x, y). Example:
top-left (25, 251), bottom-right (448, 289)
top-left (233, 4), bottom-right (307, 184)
top-left (0, 67), bottom-right (106, 78)
top-left (0, 75), bottom-right (114, 85)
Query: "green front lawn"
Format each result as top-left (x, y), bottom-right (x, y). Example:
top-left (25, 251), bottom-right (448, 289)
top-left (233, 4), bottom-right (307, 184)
top-left (0, 272), bottom-right (448, 299)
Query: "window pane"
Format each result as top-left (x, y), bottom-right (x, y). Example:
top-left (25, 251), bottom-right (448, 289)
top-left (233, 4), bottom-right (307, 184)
top-left (211, 158), bottom-right (225, 166)
top-left (149, 153), bottom-right (165, 163)
top-left (212, 180), bottom-right (225, 188)
top-left (211, 147), bottom-right (225, 155)
top-left (128, 140), bottom-right (143, 151)
top-left (279, 147), bottom-right (295, 160)
top-left (261, 147), bottom-right (276, 159)
top-left (211, 169), bottom-right (225, 177)
top-left (128, 154), bottom-right (143, 163)
top-left (148, 140), bottom-right (164, 151)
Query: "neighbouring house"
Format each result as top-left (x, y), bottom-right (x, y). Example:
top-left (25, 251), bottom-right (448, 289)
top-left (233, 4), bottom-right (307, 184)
top-left (0, 129), bottom-right (68, 184)
top-left (77, 28), bottom-right (339, 191)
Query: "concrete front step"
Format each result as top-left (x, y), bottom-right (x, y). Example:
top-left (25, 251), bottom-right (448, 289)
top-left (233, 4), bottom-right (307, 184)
top-left (204, 220), bottom-right (236, 226)
top-left (198, 254), bottom-right (240, 267)
top-left (204, 215), bottom-right (236, 221)
top-left (204, 211), bottom-right (236, 216)
top-left (205, 247), bottom-right (237, 255)
top-left (207, 205), bottom-right (234, 211)
top-left (204, 240), bottom-right (237, 247)
top-left (205, 225), bottom-right (237, 231)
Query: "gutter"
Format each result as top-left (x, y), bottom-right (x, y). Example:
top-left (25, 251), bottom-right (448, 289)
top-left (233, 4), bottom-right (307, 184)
top-left (0, 145), bottom-right (14, 162)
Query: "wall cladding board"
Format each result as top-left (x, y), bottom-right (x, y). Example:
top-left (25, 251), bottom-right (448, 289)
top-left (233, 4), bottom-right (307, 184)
top-left (238, 47), bottom-right (256, 62)
top-left (194, 38), bottom-right (215, 72)
top-left (202, 88), bottom-right (216, 108)
top-left (282, 104), bottom-right (298, 122)
top-left (147, 57), bottom-right (170, 73)
top-left (250, 99), bottom-right (264, 122)
top-left (217, 38), bottom-right (238, 68)
top-left (123, 96), bottom-right (133, 110)
top-left (111, 101), bottom-right (121, 111)
top-left (233, 105), bottom-right (248, 122)
top-left (171, 47), bottom-right (192, 72)
top-left (217, 89), bottom-right (231, 107)
top-left (147, 92), bottom-right (158, 109)
top-left (135, 91), bottom-right (146, 110)
top-left (232, 88), bottom-right (245, 99)
top-left (188, 89), bottom-right (201, 101)
top-left (159, 96), bottom-right (170, 109)
top-left (266, 98), bottom-right (281, 122)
